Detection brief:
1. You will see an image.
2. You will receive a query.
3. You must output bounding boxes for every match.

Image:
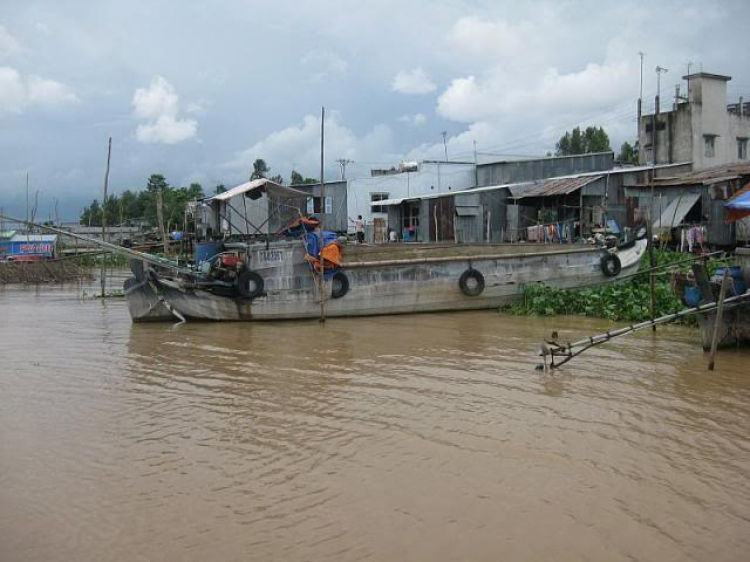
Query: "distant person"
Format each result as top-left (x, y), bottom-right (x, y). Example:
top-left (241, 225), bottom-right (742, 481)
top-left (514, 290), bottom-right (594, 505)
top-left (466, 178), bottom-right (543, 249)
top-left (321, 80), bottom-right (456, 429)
top-left (355, 215), bottom-right (365, 243)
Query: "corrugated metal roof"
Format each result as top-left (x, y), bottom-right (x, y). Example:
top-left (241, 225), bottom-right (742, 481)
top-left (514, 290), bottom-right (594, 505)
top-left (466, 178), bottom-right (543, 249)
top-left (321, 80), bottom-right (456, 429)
top-left (206, 178), bottom-right (309, 202)
top-left (10, 234), bottom-right (57, 242)
top-left (653, 193), bottom-right (701, 231)
top-left (512, 175), bottom-right (603, 199)
top-left (638, 163), bottom-right (750, 187)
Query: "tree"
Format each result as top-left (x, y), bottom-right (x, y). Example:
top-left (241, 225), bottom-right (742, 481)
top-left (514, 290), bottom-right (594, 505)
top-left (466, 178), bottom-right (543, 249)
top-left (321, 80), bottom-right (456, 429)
top-left (269, 174), bottom-right (284, 184)
top-left (555, 126), bottom-right (611, 156)
top-left (81, 199), bottom-right (102, 226)
top-left (290, 170), bottom-right (318, 185)
top-left (146, 173), bottom-right (169, 192)
top-left (618, 141), bottom-right (638, 165)
top-left (250, 159), bottom-right (269, 180)
top-left (78, 175), bottom-right (205, 230)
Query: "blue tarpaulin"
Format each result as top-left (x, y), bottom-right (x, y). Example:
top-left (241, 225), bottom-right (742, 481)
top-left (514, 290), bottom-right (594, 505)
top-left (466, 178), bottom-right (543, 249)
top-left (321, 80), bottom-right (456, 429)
top-left (725, 188), bottom-right (750, 222)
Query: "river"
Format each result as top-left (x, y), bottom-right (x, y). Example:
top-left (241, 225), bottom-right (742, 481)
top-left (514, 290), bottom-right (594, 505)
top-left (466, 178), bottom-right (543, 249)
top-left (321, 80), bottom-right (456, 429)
top-left (1, 280), bottom-right (749, 561)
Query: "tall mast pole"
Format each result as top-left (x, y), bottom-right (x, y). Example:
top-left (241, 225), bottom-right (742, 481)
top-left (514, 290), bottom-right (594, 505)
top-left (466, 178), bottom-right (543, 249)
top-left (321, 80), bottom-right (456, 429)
top-left (320, 106), bottom-right (325, 230)
top-left (318, 106), bottom-right (326, 322)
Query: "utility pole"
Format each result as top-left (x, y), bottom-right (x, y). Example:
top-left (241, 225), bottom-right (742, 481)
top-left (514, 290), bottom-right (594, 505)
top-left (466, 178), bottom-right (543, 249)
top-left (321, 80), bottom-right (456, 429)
top-left (637, 51), bottom-right (646, 139)
top-left (441, 131), bottom-right (448, 161)
top-left (655, 66), bottom-right (668, 115)
top-left (336, 158), bottom-right (352, 180)
top-left (638, 51), bottom-right (646, 101)
top-left (101, 137), bottom-right (112, 298)
top-left (686, 60), bottom-right (693, 102)
top-left (473, 140), bottom-right (479, 187)
top-left (102, 137), bottom-right (112, 244)
top-left (25, 173), bottom-right (29, 229)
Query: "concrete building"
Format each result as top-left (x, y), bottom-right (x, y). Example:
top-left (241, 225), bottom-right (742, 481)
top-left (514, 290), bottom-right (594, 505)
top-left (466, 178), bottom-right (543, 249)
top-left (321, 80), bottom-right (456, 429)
top-left (345, 153), bottom-right (617, 240)
top-left (346, 161), bottom-right (476, 238)
top-left (625, 162), bottom-right (750, 247)
top-left (378, 162), bottom-right (691, 245)
top-left (638, 72), bottom-right (750, 170)
top-left (290, 180), bottom-right (349, 233)
top-left (477, 152), bottom-right (615, 186)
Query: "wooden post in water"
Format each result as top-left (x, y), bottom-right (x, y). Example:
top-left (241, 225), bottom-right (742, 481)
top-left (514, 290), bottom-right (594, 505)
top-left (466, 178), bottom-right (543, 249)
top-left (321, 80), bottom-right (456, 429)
top-left (648, 166), bottom-right (657, 331)
top-left (156, 188), bottom-right (169, 256)
top-left (101, 137), bottom-right (112, 298)
top-left (708, 268), bottom-right (730, 371)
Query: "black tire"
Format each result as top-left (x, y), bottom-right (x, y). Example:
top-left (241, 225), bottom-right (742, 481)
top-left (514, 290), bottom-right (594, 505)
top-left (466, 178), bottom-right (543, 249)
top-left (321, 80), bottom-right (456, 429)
top-left (237, 270), bottom-right (264, 299)
top-left (459, 269), bottom-right (485, 297)
top-left (331, 271), bottom-right (350, 299)
top-left (600, 253), bottom-right (622, 277)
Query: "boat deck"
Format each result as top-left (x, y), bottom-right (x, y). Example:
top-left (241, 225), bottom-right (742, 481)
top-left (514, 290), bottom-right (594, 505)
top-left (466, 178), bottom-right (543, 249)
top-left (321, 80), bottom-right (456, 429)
top-left (341, 242), bottom-right (596, 264)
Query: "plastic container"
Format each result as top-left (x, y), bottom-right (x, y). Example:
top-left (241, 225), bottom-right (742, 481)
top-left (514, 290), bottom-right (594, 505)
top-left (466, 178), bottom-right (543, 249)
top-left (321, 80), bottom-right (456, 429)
top-left (684, 285), bottom-right (702, 307)
top-left (195, 242), bottom-right (223, 264)
top-left (714, 266), bottom-right (743, 279)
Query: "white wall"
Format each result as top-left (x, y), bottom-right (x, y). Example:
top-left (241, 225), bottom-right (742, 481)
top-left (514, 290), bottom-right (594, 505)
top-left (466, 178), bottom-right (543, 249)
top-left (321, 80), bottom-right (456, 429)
top-left (345, 162), bottom-right (476, 231)
top-left (690, 76), bottom-right (750, 169)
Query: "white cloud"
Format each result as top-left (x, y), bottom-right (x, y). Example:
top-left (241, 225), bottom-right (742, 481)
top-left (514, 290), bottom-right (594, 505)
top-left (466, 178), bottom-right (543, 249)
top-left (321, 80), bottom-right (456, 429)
top-left (449, 16), bottom-right (532, 60)
top-left (0, 25), bottom-right (22, 59)
top-left (133, 76), bottom-right (179, 118)
top-left (132, 76), bottom-right (197, 144)
top-left (0, 67), bottom-right (26, 113)
top-left (437, 60), bottom-right (635, 124)
top-left (398, 113), bottom-right (427, 126)
top-left (301, 50), bottom-right (348, 82)
top-left (0, 66), bottom-right (79, 115)
top-left (392, 68), bottom-right (436, 95)
top-left (225, 111), bottom-right (399, 180)
top-left (136, 115), bottom-right (198, 144)
top-left (27, 75), bottom-right (80, 107)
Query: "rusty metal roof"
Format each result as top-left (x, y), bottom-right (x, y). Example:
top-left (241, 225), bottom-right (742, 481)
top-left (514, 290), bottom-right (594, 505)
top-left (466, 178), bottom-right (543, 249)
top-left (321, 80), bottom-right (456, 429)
top-left (512, 175), bottom-right (603, 199)
top-left (635, 163), bottom-right (750, 187)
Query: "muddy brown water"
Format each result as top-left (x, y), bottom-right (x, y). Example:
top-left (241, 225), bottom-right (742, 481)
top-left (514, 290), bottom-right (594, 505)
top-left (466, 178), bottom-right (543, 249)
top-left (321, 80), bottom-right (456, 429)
top-left (1, 280), bottom-right (749, 562)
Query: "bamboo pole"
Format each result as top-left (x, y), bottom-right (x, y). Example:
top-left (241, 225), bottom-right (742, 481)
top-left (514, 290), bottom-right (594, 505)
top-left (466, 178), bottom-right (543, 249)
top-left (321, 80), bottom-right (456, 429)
top-left (549, 291), bottom-right (750, 369)
top-left (708, 268), bottom-right (730, 371)
top-left (156, 188), bottom-right (169, 255)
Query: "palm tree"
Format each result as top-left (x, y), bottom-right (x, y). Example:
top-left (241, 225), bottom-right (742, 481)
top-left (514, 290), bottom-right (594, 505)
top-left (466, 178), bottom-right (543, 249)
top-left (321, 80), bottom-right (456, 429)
top-left (250, 159), bottom-right (269, 180)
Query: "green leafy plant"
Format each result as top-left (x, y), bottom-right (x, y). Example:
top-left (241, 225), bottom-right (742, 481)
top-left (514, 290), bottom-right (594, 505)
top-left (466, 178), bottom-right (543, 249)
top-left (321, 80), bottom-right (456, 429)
top-left (506, 249), bottom-right (731, 323)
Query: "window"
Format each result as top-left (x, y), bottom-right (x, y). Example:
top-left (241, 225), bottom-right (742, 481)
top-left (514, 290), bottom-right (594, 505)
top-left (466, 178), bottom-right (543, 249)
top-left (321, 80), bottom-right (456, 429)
top-left (704, 135), bottom-right (716, 158)
top-left (370, 193), bottom-right (390, 214)
top-left (307, 196), bottom-right (332, 214)
top-left (738, 138), bottom-right (748, 160)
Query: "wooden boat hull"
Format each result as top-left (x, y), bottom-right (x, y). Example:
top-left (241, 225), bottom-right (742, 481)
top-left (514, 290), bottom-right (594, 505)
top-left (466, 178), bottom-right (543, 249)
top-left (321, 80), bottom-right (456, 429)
top-left (124, 240), bottom-right (647, 323)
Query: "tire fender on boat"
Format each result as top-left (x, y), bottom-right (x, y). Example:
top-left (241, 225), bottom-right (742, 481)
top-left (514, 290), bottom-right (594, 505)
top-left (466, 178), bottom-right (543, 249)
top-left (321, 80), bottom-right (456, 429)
top-left (331, 271), bottom-right (350, 299)
top-left (459, 269), bottom-right (485, 297)
top-left (237, 270), bottom-right (265, 299)
top-left (600, 253), bottom-right (622, 277)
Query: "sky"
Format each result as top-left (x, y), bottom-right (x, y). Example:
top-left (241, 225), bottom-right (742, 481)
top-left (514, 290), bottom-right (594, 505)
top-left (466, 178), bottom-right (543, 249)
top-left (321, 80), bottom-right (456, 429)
top-left (1, 0), bottom-right (749, 220)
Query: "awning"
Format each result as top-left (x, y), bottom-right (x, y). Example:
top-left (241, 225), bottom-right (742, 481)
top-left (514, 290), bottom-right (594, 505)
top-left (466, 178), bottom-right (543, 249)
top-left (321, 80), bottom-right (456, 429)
top-left (652, 192), bottom-right (701, 231)
top-left (725, 183), bottom-right (750, 222)
top-left (206, 178), bottom-right (309, 202)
